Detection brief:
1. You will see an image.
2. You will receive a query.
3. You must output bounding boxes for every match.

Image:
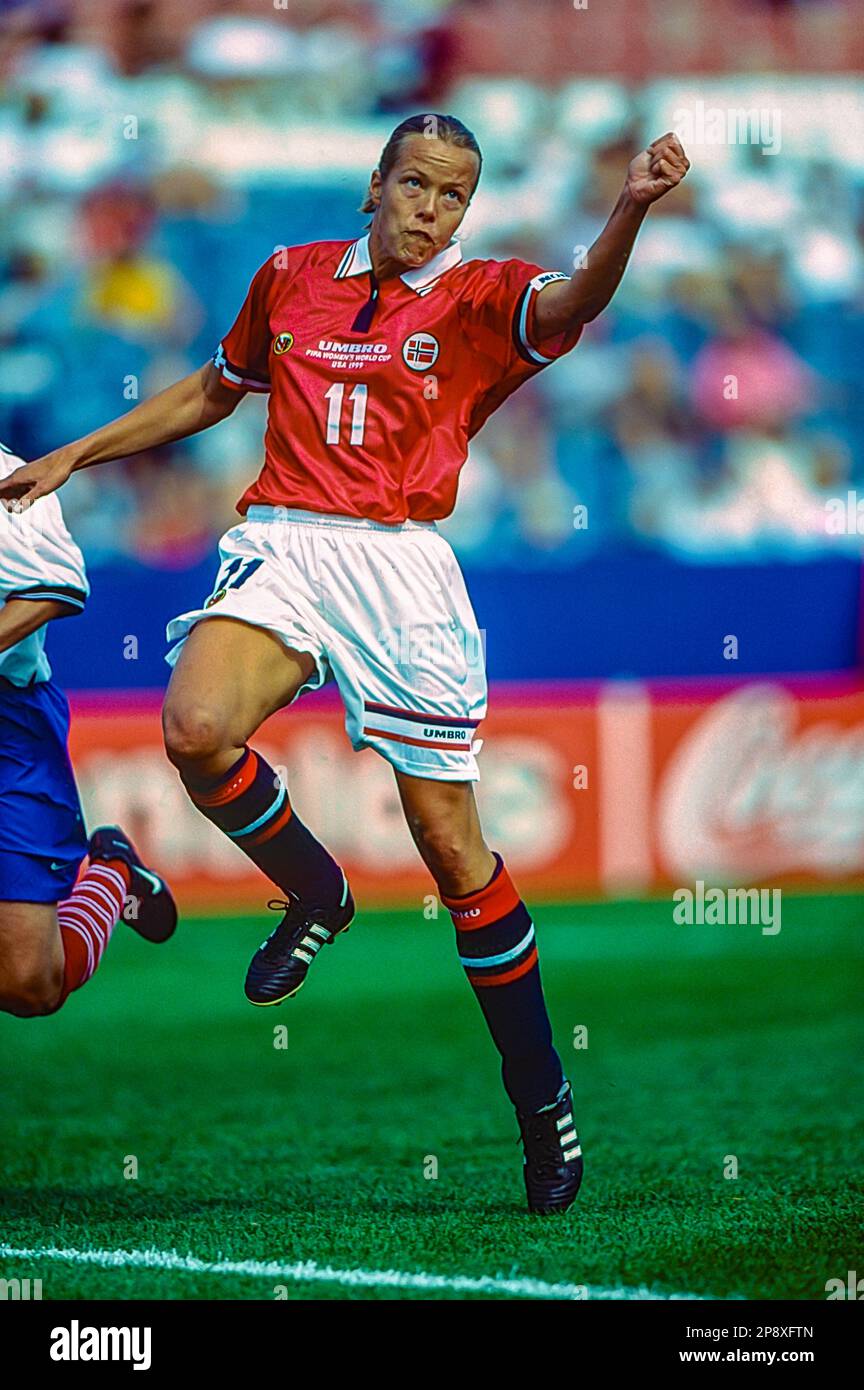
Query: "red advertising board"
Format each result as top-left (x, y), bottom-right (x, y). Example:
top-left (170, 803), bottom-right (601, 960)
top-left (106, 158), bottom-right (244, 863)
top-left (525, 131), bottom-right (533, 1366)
top-left (66, 676), bottom-right (864, 911)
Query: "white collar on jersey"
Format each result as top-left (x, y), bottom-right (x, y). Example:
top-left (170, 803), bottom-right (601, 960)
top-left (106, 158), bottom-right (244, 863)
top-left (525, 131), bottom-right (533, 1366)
top-left (334, 232), bottom-right (463, 293)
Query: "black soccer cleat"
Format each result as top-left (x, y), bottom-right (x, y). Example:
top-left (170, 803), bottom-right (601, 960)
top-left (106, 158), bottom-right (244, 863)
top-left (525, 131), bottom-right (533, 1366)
top-left (88, 825), bottom-right (178, 945)
top-left (244, 875), bottom-right (354, 1006)
top-left (517, 1079), bottom-right (584, 1215)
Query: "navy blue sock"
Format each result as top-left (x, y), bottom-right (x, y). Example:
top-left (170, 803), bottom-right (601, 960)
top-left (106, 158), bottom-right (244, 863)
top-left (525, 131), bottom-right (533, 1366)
top-left (442, 853), bottom-right (565, 1114)
top-left (183, 746), bottom-right (345, 906)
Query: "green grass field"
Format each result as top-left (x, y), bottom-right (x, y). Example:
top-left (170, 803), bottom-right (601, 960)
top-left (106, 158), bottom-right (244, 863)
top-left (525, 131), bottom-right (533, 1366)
top-left (1, 893), bottom-right (862, 1300)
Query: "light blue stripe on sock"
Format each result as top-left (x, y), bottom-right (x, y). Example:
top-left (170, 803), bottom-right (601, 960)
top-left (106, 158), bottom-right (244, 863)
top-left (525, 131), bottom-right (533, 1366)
top-left (228, 783), bottom-right (286, 839)
top-left (459, 924), bottom-right (535, 971)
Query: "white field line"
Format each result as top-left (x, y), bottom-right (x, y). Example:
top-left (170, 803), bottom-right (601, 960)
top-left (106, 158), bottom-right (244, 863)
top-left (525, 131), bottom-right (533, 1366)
top-left (0, 1243), bottom-right (706, 1300)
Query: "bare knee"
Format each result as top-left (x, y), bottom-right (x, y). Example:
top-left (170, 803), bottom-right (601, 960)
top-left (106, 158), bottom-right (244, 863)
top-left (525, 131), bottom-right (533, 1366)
top-left (413, 821), bottom-right (469, 879)
top-left (0, 960), bottom-right (64, 1018)
top-left (405, 811), bottom-right (491, 894)
top-left (162, 699), bottom-right (232, 769)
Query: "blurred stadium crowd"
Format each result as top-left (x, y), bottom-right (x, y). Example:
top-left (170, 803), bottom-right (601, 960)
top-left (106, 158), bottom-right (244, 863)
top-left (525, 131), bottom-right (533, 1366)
top-left (0, 0), bottom-right (862, 570)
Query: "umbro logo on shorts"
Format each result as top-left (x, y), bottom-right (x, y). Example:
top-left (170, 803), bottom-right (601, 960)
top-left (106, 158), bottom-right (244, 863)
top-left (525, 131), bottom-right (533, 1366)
top-left (363, 699), bottom-right (479, 752)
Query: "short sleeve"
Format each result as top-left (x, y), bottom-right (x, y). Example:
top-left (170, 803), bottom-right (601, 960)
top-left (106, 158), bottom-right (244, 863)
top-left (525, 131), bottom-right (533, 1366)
top-left (458, 259), bottom-right (583, 372)
top-left (0, 448), bottom-right (89, 614)
top-left (212, 259), bottom-right (274, 394)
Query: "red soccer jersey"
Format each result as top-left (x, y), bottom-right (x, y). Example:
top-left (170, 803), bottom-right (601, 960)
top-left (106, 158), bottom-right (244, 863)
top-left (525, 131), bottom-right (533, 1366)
top-left (213, 234), bottom-right (582, 523)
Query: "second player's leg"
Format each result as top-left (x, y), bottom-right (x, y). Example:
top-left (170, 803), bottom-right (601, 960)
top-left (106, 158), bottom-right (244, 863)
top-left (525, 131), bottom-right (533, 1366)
top-left (0, 901), bottom-right (63, 1016)
top-left (0, 847), bottom-right (134, 1018)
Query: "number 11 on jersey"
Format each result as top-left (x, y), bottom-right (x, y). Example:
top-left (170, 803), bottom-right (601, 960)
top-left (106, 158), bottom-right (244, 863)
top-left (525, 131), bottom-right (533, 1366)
top-left (324, 383), bottom-right (368, 446)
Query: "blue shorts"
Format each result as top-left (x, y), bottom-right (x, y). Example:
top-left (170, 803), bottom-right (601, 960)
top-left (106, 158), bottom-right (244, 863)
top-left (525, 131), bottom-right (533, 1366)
top-left (0, 677), bottom-right (88, 903)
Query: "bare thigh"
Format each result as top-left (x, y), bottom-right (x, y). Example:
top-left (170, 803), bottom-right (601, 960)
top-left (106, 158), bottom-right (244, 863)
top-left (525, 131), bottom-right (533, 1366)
top-left (162, 617), bottom-right (317, 778)
top-left (0, 900), bottom-right (63, 1016)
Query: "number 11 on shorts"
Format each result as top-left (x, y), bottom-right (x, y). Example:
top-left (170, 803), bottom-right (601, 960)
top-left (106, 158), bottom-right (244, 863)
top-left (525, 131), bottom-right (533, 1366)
top-left (324, 383), bottom-right (368, 446)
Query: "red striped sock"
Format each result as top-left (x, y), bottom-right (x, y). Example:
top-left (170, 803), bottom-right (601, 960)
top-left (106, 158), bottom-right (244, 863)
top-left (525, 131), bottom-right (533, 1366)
top-left (441, 854), bottom-right (564, 1114)
top-left (183, 746), bottom-right (345, 905)
top-left (56, 860), bottom-right (130, 1006)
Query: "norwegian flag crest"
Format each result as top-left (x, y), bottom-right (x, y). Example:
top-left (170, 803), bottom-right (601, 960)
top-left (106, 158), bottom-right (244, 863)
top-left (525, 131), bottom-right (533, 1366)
top-left (402, 333), bottom-right (440, 371)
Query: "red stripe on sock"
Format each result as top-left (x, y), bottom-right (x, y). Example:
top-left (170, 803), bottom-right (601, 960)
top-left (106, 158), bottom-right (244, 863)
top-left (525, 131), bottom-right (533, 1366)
top-left (58, 922), bottom-right (93, 995)
top-left (468, 947), bottom-right (539, 988)
top-left (191, 751), bottom-right (259, 808)
top-left (92, 858), bottom-right (132, 891)
top-left (246, 800), bottom-right (293, 847)
top-left (442, 861), bottom-right (521, 931)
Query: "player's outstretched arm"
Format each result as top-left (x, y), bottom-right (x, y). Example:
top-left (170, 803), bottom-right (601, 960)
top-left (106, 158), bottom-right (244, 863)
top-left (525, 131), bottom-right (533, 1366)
top-left (0, 362), bottom-right (241, 506)
top-left (534, 132), bottom-right (690, 339)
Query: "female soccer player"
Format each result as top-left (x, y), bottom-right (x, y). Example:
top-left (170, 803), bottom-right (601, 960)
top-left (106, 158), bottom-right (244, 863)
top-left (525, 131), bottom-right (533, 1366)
top-left (0, 114), bottom-right (689, 1211)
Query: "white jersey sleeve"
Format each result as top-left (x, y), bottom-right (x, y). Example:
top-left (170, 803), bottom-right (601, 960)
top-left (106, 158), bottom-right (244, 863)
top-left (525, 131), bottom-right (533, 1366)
top-left (0, 441), bottom-right (89, 686)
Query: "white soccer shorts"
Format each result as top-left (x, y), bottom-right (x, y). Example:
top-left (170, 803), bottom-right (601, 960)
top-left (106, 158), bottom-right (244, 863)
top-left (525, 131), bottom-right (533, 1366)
top-left (165, 506), bottom-right (488, 781)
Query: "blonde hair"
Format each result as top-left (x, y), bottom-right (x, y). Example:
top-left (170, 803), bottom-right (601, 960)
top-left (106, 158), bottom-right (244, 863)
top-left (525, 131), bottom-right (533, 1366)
top-left (359, 112), bottom-right (482, 217)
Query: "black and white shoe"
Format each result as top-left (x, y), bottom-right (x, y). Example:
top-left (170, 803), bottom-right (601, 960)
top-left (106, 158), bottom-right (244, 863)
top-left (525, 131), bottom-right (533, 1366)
top-left (517, 1080), bottom-right (584, 1214)
top-left (88, 825), bottom-right (178, 945)
top-left (244, 875), bottom-right (354, 1006)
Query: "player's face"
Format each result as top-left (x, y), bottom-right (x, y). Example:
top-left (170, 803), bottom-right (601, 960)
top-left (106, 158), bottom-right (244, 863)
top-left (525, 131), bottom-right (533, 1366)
top-left (369, 136), bottom-right (479, 276)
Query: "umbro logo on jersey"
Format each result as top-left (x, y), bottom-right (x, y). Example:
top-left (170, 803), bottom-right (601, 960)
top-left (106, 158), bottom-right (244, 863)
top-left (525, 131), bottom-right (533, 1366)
top-left (272, 332), bottom-right (294, 354)
top-left (318, 341), bottom-right (389, 355)
top-left (308, 340), bottom-right (392, 368)
top-left (402, 333), bottom-right (439, 371)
